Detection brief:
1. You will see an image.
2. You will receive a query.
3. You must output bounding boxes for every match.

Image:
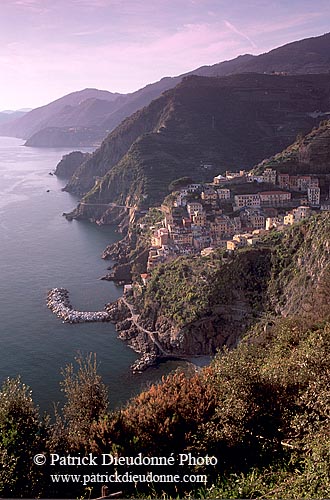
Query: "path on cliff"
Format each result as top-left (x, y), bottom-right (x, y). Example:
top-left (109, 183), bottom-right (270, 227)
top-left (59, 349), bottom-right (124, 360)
top-left (120, 296), bottom-right (170, 356)
top-left (79, 201), bottom-right (132, 209)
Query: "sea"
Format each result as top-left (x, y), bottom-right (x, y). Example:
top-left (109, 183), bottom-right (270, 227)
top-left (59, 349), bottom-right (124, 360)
top-left (0, 136), bottom-right (197, 413)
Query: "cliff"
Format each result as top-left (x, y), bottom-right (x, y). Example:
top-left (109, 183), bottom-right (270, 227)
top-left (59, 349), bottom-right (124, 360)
top-left (24, 126), bottom-right (106, 148)
top-left (66, 73), bottom-right (330, 222)
top-left (54, 151), bottom-right (91, 179)
top-left (254, 118), bottom-right (330, 175)
top-left (129, 214), bottom-right (330, 357)
top-left (64, 92), bottom-right (170, 196)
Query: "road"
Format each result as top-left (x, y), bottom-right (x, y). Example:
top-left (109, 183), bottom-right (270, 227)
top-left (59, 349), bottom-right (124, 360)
top-left (120, 296), bottom-right (170, 356)
top-left (79, 201), bottom-right (132, 209)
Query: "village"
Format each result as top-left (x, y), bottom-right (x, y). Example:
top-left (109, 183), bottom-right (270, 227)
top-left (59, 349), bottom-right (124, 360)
top-left (124, 166), bottom-right (330, 291)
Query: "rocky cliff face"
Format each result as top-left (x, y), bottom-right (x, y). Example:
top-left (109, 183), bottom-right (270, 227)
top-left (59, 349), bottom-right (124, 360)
top-left (66, 73), bottom-right (330, 223)
top-left (25, 126), bottom-right (104, 148)
top-left (64, 94), bottom-right (169, 195)
top-left (255, 119), bottom-right (330, 175)
top-left (266, 215), bottom-right (330, 321)
top-left (126, 214), bottom-right (330, 360)
top-left (138, 247), bottom-right (272, 356)
top-left (54, 151), bottom-right (91, 178)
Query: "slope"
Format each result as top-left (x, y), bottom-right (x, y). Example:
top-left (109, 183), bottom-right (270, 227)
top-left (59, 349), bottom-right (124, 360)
top-left (4, 32), bottom-right (330, 147)
top-left (254, 118), bottom-right (330, 175)
top-left (66, 73), bottom-right (330, 221)
top-left (138, 213), bottom-right (330, 355)
top-left (0, 88), bottom-right (121, 139)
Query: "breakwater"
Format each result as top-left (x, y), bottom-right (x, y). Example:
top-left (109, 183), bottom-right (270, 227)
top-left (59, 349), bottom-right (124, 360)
top-left (47, 288), bottom-right (111, 323)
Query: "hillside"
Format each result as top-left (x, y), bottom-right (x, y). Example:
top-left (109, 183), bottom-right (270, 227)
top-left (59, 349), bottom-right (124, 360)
top-left (133, 213), bottom-right (330, 356)
top-left (1, 215), bottom-right (329, 499)
top-left (238, 31), bottom-right (330, 75)
top-left (24, 126), bottom-right (106, 148)
top-left (190, 32), bottom-right (330, 77)
top-left (0, 110), bottom-right (27, 125)
top-left (3, 32), bottom-right (330, 147)
top-left (0, 88), bottom-right (121, 140)
top-left (54, 151), bottom-right (91, 178)
top-left (65, 73), bottom-right (330, 222)
top-left (254, 118), bottom-right (330, 176)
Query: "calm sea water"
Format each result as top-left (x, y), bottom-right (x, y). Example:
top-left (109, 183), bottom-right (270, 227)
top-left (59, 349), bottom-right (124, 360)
top-left (0, 136), bottom-right (189, 412)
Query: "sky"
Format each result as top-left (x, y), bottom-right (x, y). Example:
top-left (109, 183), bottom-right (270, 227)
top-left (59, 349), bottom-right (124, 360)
top-left (1, 0), bottom-right (330, 110)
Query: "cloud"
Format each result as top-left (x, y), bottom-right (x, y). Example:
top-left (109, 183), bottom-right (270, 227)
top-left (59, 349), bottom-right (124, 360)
top-left (72, 27), bottom-right (106, 37)
top-left (14, 0), bottom-right (39, 4)
top-left (13, 0), bottom-right (49, 13)
top-left (251, 12), bottom-right (322, 35)
top-left (0, 0), bottom-right (328, 108)
top-left (71, 0), bottom-right (119, 7)
top-left (224, 20), bottom-right (257, 49)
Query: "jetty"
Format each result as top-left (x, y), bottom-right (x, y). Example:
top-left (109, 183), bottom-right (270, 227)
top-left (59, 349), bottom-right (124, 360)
top-left (47, 288), bottom-right (111, 323)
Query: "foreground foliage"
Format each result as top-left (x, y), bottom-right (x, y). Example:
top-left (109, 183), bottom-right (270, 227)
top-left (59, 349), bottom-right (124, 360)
top-left (0, 216), bottom-right (329, 498)
top-left (0, 377), bottom-right (47, 497)
top-left (2, 314), bottom-right (328, 498)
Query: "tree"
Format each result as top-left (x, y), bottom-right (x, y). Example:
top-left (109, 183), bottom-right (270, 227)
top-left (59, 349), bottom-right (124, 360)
top-left (60, 353), bottom-right (109, 449)
top-left (0, 377), bottom-right (46, 497)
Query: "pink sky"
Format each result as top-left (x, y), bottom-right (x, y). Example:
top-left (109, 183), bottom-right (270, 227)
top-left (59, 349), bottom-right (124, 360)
top-left (0, 0), bottom-right (329, 109)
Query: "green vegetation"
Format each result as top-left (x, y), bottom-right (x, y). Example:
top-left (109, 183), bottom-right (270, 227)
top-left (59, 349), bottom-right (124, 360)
top-left (70, 75), bottom-right (330, 221)
top-left (0, 216), bottom-right (329, 499)
top-left (140, 213), bottom-right (330, 334)
top-left (59, 353), bottom-right (109, 448)
top-left (142, 248), bottom-right (271, 327)
top-left (91, 314), bottom-right (330, 499)
top-left (168, 177), bottom-right (194, 191)
top-left (0, 377), bottom-right (47, 497)
top-left (2, 315), bottom-right (327, 498)
top-left (253, 119), bottom-right (330, 175)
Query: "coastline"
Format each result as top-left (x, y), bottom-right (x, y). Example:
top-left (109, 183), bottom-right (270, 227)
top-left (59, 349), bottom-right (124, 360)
top-left (47, 282), bottom-right (212, 374)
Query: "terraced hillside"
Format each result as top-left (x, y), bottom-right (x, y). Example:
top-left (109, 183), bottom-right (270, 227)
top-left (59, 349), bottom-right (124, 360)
top-left (66, 73), bottom-right (330, 222)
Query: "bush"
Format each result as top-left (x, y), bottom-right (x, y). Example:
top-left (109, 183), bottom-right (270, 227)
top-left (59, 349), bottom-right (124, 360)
top-left (0, 377), bottom-right (47, 497)
top-left (60, 353), bottom-right (109, 449)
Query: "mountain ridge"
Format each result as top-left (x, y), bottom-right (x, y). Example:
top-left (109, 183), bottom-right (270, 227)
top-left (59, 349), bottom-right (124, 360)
top-left (0, 88), bottom-right (121, 140)
top-left (3, 32), bottom-right (330, 147)
top-left (63, 72), bottom-right (330, 223)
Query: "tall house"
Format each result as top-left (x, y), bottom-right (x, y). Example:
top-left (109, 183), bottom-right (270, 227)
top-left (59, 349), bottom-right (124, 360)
top-left (259, 191), bottom-right (291, 206)
top-left (308, 187), bottom-right (320, 206)
top-left (234, 194), bottom-right (261, 210)
top-left (209, 215), bottom-right (230, 240)
top-left (187, 202), bottom-right (203, 217)
top-left (262, 168), bottom-right (277, 185)
top-left (192, 211), bottom-right (206, 227)
top-left (266, 216), bottom-right (284, 230)
top-left (217, 188), bottom-right (231, 200)
top-left (284, 206), bottom-right (311, 225)
top-left (297, 176), bottom-right (313, 192)
top-left (213, 174), bottom-right (227, 184)
top-left (278, 174), bottom-right (319, 192)
top-left (278, 173), bottom-right (290, 189)
top-left (293, 206), bottom-right (311, 220)
top-left (201, 187), bottom-right (218, 205)
top-left (250, 214), bottom-right (265, 229)
top-left (151, 228), bottom-right (169, 247)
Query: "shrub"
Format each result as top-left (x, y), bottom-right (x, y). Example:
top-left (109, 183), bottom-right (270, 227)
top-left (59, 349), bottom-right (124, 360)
top-left (0, 377), bottom-right (47, 497)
